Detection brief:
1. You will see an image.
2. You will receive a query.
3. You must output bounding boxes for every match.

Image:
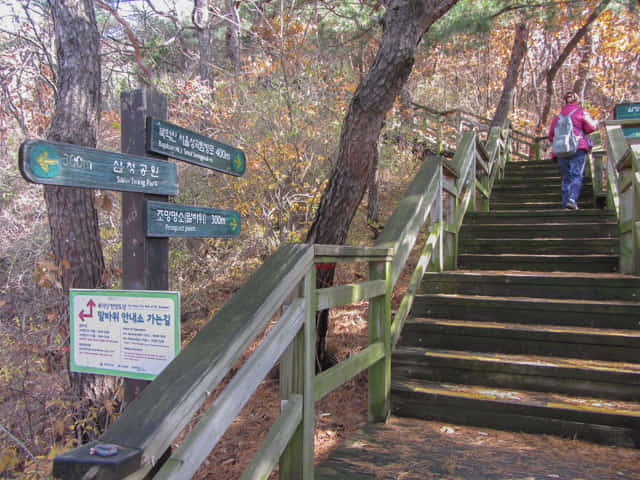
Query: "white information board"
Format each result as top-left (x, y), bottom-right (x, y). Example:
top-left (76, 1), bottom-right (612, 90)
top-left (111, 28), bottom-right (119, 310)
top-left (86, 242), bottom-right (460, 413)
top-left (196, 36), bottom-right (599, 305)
top-left (70, 289), bottom-right (180, 380)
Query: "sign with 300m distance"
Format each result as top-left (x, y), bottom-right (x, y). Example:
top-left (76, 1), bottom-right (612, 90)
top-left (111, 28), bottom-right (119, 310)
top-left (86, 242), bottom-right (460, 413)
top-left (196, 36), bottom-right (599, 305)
top-left (19, 139), bottom-right (179, 195)
top-left (146, 201), bottom-right (241, 238)
top-left (146, 118), bottom-right (246, 176)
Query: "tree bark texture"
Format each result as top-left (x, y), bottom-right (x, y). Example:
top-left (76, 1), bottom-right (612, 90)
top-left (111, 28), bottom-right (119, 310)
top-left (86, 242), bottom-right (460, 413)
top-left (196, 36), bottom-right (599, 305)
top-left (45, 0), bottom-right (105, 439)
top-left (225, 0), bottom-right (241, 73)
top-left (491, 21), bottom-right (529, 129)
top-left (193, 0), bottom-right (214, 85)
top-left (306, 0), bottom-right (459, 368)
top-left (573, 30), bottom-right (594, 100)
top-left (537, 0), bottom-right (610, 133)
top-left (306, 0), bottom-right (459, 246)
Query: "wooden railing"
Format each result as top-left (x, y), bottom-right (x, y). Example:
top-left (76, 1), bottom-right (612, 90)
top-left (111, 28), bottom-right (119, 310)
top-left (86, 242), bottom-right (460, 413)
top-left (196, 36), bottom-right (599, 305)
top-left (52, 121), bottom-right (513, 480)
top-left (592, 119), bottom-right (640, 273)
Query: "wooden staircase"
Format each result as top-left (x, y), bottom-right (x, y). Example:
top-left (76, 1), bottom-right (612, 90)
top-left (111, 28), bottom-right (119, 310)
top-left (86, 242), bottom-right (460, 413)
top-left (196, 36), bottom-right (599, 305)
top-left (391, 159), bottom-right (640, 447)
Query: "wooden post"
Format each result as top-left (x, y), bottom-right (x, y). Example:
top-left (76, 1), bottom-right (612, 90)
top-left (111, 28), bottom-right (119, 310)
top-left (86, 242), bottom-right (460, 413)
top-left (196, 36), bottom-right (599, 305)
top-left (429, 158), bottom-right (444, 273)
top-left (632, 150), bottom-right (640, 274)
top-left (368, 259), bottom-right (391, 422)
top-left (279, 270), bottom-right (316, 480)
top-left (535, 138), bottom-right (542, 161)
top-left (436, 115), bottom-right (443, 155)
top-left (120, 89), bottom-right (169, 405)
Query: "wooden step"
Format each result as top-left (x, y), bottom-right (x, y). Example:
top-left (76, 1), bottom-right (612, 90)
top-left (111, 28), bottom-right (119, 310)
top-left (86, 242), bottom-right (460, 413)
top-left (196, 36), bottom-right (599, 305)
top-left (460, 238), bottom-right (618, 255)
top-left (460, 221), bottom-right (618, 238)
top-left (489, 200), bottom-right (594, 210)
top-left (491, 192), bottom-right (594, 202)
top-left (400, 318), bottom-right (640, 363)
top-left (412, 293), bottom-right (638, 329)
top-left (391, 378), bottom-right (640, 447)
top-left (392, 347), bottom-right (640, 401)
top-left (420, 272), bottom-right (640, 301)
top-left (464, 209), bottom-right (617, 225)
top-left (457, 253), bottom-right (619, 272)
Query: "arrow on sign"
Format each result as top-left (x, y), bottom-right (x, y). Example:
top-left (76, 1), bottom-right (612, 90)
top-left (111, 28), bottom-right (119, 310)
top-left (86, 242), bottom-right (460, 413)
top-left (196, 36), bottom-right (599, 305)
top-left (36, 151), bottom-right (57, 173)
top-left (79, 299), bottom-right (96, 322)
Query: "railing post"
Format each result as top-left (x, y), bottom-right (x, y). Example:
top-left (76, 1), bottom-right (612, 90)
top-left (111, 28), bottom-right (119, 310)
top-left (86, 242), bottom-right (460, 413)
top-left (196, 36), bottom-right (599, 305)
top-left (535, 138), bottom-right (542, 161)
top-left (429, 158), bottom-right (444, 272)
top-left (632, 150), bottom-right (640, 274)
top-left (368, 258), bottom-right (391, 422)
top-left (280, 269), bottom-right (316, 480)
top-left (437, 115), bottom-right (444, 155)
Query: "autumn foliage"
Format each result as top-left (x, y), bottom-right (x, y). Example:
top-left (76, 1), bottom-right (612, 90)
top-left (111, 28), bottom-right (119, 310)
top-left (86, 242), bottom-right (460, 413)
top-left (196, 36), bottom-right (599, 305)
top-left (0, 0), bottom-right (638, 477)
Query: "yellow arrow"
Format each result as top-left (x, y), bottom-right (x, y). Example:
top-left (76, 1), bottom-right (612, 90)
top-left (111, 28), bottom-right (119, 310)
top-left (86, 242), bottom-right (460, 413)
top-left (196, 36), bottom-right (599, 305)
top-left (36, 151), bottom-right (57, 173)
top-left (233, 153), bottom-right (243, 171)
top-left (229, 216), bottom-right (238, 230)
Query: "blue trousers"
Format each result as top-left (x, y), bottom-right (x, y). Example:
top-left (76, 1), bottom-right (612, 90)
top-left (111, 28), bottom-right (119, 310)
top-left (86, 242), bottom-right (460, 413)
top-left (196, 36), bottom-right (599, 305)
top-left (557, 150), bottom-right (586, 208)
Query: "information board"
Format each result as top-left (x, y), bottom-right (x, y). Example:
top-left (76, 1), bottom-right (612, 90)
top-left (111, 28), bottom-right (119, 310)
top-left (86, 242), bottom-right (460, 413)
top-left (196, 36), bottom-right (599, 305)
top-left (70, 290), bottom-right (180, 380)
top-left (146, 200), bottom-right (241, 237)
top-left (146, 118), bottom-right (246, 176)
top-left (614, 103), bottom-right (640, 138)
top-left (19, 139), bottom-right (179, 195)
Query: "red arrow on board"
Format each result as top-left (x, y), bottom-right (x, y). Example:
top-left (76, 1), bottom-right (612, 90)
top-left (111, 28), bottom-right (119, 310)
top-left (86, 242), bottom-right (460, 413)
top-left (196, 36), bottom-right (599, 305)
top-left (79, 299), bottom-right (96, 322)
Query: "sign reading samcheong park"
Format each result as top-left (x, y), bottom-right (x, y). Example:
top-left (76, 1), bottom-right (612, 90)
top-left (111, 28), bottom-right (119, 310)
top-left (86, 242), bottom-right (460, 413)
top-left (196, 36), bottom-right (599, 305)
top-left (147, 118), bottom-right (246, 176)
top-left (19, 139), bottom-right (178, 195)
top-left (70, 289), bottom-right (180, 380)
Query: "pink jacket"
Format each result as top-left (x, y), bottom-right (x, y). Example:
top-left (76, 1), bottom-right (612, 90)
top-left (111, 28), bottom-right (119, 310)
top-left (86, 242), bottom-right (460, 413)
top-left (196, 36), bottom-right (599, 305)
top-left (548, 104), bottom-right (597, 155)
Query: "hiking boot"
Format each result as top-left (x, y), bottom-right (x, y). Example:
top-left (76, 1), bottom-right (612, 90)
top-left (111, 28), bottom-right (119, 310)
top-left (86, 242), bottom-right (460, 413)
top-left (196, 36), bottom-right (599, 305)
top-left (567, 200), bottom-right (579, 210)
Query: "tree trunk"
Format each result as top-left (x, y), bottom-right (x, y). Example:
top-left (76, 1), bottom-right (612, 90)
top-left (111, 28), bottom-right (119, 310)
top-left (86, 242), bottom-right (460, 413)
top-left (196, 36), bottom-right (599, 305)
top-left (193, 0), bottom-right (214, 85)
top-left (45, 0), bottom-right (106, 441)
top-left (306, 0), bottom-right (459, 367)
top-left (537, 0), bottom-right (611, 133)
top-left (490, 21), bottom-right (529, 129)
top-left (573, 30), bottom-right (594, 100)
top-left (225, 0), bottom-right (241, 73)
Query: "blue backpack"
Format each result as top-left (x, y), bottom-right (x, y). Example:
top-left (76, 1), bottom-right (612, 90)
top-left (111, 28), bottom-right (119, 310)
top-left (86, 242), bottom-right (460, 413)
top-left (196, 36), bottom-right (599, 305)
top-left (552, 110), bottom-right (580, 158)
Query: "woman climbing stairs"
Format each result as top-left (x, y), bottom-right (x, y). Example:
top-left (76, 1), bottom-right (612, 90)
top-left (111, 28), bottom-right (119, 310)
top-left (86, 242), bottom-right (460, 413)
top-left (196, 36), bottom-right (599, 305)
top-left (391, 158), bottom-right (640, 447)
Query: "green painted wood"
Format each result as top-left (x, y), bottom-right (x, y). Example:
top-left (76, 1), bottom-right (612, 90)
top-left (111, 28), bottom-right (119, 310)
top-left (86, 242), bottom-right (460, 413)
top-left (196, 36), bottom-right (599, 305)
top-left (451, 131), bottom-right (476, 187)
top-left (375, 156), bottom-right (442, 287)
top-left (392, 347), bottom-right (640, 401)
top-left (153, 299), bottom-right (305, 480)
top-left (391, 379), bottom-right (640, 447)
top-left (19, 139), bottom-right (178, 195)
top-left (314, 342), bottom-right (385, 401)
top-left (316, 280), bottom-right (386, 311)
top-left (390, 225), bottom-right (440, 347)
top-left (368, 261), bottom-right (391, 422)
top-left (54, 244), bottom-right (314, 479)
top-left (313, 244), bottom-right (392, 259)
top-left (420, 272), bottom-right (640, 301)
top-left (240, 395), bottom-right (303, 480)
top-left (146, 201), bottom-right (241, 238)
top-left (147, 118), bottom-right (246, 176)
top-left (412, 293), bottom-right (637, 329)
top-left (400, 318), bottom-right (640, 363)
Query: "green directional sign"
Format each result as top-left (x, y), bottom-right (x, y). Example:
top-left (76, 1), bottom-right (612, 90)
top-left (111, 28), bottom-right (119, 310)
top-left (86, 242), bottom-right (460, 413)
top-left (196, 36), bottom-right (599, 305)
top-left (146, 118), bottom-right (246, 176)
top-left (19, 139), bottom-right (178, 195)
top-left (146, 201), bottom-right (241, 238)
top-left (614, 103), bottom-right (640, 138)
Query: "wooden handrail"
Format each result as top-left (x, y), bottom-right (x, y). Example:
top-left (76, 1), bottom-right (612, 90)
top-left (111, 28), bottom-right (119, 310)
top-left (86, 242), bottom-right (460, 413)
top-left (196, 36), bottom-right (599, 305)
top-left (53, 109), bottom-right (518, 480)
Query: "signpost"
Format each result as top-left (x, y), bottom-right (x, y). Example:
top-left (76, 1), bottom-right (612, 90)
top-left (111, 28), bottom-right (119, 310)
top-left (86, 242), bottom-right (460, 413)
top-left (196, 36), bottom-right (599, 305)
top-left (146, 201), bottom-right (241, 237)
top-left (70, 289), bottom-right (180, 380)
top-left (147, 118), bottom-right (246, 176)
top-left (19, 139), bottom-right (178, 195)
top-left (614, 103), bottom-right (640, 139)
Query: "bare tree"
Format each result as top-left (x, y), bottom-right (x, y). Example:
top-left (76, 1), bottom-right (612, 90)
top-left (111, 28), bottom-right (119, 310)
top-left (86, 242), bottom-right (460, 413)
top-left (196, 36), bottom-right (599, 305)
top-left (306, 0), bottom-right (459, 368)
top-left (45, 0), bottom-right (106, 441)
top-left (491, 20), bottom-right (529, 129)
